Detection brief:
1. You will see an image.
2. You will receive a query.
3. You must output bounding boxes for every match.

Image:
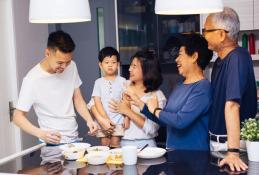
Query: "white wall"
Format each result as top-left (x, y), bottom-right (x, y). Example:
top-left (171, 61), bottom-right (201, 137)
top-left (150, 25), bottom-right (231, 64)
top-left (11, 0), bottom-right (49, 166)
top-left (12, 0), bottom-right (49, 149)
top-left (0, 0), bottom-right (19, 171)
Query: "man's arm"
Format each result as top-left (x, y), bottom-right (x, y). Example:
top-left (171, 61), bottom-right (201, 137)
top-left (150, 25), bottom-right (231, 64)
top-left (219, 101), bottom-right (248, 171)
top-left (13, 110), bottom-right (61, 144)
top-left (73, 88), bottom-right (98, 134)
top-left (225, 101), bottom-right (240, 150)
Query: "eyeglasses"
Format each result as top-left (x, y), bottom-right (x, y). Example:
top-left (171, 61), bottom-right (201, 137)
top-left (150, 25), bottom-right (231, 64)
top-left (202, 28), bottom-right (229, 34)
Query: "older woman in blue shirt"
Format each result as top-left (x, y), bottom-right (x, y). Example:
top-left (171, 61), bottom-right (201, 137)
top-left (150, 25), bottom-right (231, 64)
top-left (114, 33), bottom-right (213, 150)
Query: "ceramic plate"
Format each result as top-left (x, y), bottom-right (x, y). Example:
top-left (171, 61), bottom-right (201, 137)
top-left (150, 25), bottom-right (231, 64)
top-left (138, 156), bottom-right (166, 165)
top-left (137, 147), bottom-right (166, 159)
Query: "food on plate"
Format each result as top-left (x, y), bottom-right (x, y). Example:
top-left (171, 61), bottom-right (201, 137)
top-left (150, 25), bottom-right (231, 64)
top-left (62, 147), bottom-right (85, 160)
top-left (59, 142), bottom-right (91, 152)
top-left (106, 148), bottom-right (123, 164)
top-left (86, 146), bottom-right (110, 153)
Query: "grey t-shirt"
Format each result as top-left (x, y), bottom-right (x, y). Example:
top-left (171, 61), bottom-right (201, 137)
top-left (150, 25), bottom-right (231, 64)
top-left (92, 76), bottom-right (126, 124)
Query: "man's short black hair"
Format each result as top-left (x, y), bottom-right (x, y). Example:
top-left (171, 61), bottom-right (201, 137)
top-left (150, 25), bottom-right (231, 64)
top-left (47, 30), bottom-right (75, 53)
top-left (98, 47), bottom-right (120, 62)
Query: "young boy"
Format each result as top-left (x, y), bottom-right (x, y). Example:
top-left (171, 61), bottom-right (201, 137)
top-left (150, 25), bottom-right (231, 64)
top-left (91, 47), bottom-right (129, 148)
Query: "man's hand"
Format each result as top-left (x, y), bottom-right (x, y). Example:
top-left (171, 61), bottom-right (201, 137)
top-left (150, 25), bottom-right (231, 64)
top-left (39, 130), bottom-right (61, 144)
top-left (219, 152), bottom-right (248, 172)
top-left (98, 117), bottom-right (116, 135)
top-left (87, 121), bottom-right (98, 136)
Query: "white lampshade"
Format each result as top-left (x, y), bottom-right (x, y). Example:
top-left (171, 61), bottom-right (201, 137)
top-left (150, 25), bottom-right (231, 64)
top-left (29, 0), bottom-right (91, 23)
top-left (155, 0), bottom-right (223, 15)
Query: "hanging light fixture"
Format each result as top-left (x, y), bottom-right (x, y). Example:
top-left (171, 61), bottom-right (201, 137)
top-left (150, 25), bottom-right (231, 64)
top-left (155, 0), bottom-right (223, 15)
top-left (29, 0), bottom-right (91, 23)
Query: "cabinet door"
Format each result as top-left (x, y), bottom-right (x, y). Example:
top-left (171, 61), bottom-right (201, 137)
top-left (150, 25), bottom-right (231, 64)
top-left (254, 0), bottom-right (259, 29)
top-left (223, 0), bottom-right (253, 30)
top-left (200, 0), bottom-right (253, 31)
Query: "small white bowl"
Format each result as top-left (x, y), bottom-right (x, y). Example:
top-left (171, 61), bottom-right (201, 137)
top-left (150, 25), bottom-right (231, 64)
top-left (59, 142), bottom-right (91, 152)
top-left (85, 152), bottom-right (110, 165)
top-left (62, 148), bottom-right (85, 160)
top-left (86, 146), bottom-right (110, 153)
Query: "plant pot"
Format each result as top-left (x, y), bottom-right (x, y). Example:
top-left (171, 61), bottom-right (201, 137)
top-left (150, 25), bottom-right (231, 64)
top-left (246, 141), bottom-right (259, 162)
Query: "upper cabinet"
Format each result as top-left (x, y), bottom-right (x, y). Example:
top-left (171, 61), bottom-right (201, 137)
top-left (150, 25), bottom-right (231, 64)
top-left (223, 0), bottom-right (253, 30)
top-left (201, 0), bottom-right (258, 31)
top-left (117, 0), bottom-right (200, 65)
top-left (254, 0), bottom-right (259, 29)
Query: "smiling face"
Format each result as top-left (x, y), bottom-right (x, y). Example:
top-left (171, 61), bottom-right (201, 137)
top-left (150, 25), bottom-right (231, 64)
top-left (129, 58), bottom-right (143, 83)
top-left (99, 55), bottom-right (119, 76)
top-left (203, 16), bottom-right (225, 52)
top-left (45, 48), bottom-right (73, 74)
top-left (175, 46), bottom-right (197, 78)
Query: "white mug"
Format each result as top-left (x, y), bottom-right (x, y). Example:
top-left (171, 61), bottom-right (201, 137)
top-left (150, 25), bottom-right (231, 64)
top-left (122, 145), bottom-right (137, 165)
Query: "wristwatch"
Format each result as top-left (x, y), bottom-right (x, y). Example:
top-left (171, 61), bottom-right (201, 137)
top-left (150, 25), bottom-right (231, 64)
top-left (153, 107), bottom-right (162, 116)
top-left (227, 148), bottom-right (240, 153)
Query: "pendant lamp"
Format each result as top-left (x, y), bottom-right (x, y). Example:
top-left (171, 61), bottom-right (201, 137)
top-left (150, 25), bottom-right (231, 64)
top-left (29, 0), bottom-right (91, 23)
top-left (155, 0), bottom-right (223, 15)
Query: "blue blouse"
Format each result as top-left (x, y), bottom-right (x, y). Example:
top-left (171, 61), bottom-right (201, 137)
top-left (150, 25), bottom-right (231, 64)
top-left (141, 79), bottom-right (212, 150)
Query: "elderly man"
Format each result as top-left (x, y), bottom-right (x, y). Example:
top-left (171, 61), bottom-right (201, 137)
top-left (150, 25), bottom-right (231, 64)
top-left (203, 7), bottom-right (257, 171)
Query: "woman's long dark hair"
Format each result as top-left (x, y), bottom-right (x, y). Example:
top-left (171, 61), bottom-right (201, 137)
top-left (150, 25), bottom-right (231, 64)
top-left (131, 51), bottom-right (163, 93)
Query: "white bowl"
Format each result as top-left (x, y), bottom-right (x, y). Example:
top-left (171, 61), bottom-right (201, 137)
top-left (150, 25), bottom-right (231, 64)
top-left (62, 147), bottom-right (85, 160)
top-left (86, 146), bottom-right (110, 153)
top-left (85, 152), bottom-right (110, 165)
top-left (59, 142), bottom-right (91, 152)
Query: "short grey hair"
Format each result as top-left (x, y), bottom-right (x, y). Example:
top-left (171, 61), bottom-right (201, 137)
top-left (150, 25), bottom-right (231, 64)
top-left (210, 7), bottom-right (240, 41)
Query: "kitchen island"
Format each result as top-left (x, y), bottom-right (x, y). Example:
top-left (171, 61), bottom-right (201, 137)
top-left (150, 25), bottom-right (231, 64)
top-left (0, 145), bottom-right (258, 175)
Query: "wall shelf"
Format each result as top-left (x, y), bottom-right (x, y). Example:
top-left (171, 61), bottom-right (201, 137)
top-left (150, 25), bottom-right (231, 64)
top-left (252, 54), bottom-right (259, 61)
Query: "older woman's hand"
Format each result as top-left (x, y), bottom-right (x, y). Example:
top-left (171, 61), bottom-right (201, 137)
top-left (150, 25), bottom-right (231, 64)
top-left (109, 99), bottom-right (131, 115)
top-left (123, 89), bottom-right (145, 110)
top-left (146, 93), bottom-right (159, 115)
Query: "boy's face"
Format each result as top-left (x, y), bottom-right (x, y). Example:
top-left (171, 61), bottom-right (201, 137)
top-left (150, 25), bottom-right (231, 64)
top-left (99, 55), bottom-right (119, 76)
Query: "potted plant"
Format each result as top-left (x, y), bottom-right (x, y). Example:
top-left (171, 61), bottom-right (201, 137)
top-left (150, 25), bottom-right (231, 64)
top-left (241, 118), bottom-right (259, 162)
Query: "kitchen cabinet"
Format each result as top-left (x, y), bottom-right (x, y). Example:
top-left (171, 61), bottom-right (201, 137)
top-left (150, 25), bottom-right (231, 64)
top-left (201, 0), bottom-right (256, 31)
top-left (254, 0), bottom-right (259, 29)
top-left (223, 0), bottom-right (253, 30)
top-left (117, 0), bottom-right (200, 65)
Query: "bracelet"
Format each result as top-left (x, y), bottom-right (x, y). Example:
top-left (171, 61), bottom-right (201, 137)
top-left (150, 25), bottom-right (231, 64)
top-left (153, 107), bottom-right (162, 116)
top-left (227, 148), bottom-right (240, 153)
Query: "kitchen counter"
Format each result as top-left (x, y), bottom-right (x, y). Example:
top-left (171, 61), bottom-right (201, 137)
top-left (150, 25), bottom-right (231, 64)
top-left (0, 145), bottom-right (258, 175)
